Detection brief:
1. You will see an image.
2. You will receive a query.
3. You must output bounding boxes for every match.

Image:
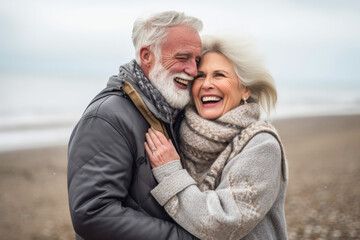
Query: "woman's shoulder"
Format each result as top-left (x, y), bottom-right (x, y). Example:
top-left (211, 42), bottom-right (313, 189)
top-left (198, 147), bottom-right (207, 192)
top-left (234, 120), bottom-right (282, 154)
top-left (237, 131), bottom-right (288, 181)
top-left (242, 132), bottom-right (281, 156)
top-left (249, 131), bottom-right (280, 146)
top-left (225, 132), bottom-right (282, 179)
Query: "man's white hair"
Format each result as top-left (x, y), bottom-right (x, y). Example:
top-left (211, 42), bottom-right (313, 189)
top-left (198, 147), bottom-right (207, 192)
top-left (201, 34), bottom-right (277, 116)
top-left (132, 11), bottom-right (203, 64)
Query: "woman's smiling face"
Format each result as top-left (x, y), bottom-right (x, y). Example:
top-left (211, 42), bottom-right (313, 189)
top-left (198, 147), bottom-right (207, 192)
top-left (192, 52), bottom-right (249, 119)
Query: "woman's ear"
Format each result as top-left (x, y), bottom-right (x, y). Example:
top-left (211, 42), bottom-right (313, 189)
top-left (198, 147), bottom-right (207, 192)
top-left (243, 87), bottom-right (251, 101)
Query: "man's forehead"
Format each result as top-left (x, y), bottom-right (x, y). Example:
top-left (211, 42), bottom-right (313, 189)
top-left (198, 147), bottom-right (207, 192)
top-left (160, 25), bottom-right (201, 58)
top-left (167, 40), bottom-right (200, 50)
top-left (166, 26), bottom-right (200, 43)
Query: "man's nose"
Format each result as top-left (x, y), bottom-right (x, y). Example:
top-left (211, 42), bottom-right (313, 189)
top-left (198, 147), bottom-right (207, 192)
top-left (184, 60), bottom-right (198, 77)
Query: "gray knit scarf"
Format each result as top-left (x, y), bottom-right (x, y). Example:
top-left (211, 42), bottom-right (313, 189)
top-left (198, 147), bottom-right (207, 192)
top-left (179, 103), bottom-right (286, 191)
top-left (119, 60), bottom-right (175, 123)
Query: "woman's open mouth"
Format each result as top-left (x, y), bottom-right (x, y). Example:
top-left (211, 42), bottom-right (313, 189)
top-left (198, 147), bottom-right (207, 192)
top-left (201, 96), bottom-right (222, 104)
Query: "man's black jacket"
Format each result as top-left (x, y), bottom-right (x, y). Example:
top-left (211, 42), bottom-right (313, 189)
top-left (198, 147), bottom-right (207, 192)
top-left (67, 71), bottom-right (193, 240)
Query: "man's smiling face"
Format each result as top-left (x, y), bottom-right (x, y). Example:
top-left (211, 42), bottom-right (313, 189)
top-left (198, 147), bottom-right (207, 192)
top-left (148, 25), bottom-right (201, 108)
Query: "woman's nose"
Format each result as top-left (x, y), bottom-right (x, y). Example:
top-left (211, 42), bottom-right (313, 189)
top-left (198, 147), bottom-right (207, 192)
top-left (201, 77), bottom-right (214, 90)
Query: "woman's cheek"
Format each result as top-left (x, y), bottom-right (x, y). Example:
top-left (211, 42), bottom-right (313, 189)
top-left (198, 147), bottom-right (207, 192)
top-left (191, 80), bottom-right (201, 96)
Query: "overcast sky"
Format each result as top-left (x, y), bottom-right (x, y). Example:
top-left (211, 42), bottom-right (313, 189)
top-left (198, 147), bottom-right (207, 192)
top-left (1, 0), bottom-right (359, 85)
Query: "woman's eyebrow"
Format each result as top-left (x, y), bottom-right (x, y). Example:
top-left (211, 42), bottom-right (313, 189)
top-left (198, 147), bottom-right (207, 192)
top-left (214, 70), bottom-right (229, 74)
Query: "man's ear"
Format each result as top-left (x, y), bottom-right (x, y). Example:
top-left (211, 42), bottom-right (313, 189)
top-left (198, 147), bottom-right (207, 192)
top-left (139, 46), bottom-right (154, 71)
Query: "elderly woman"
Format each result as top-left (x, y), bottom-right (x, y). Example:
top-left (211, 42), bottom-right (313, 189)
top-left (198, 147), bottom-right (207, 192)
top-left (144, 35), bottom-right (288, 240)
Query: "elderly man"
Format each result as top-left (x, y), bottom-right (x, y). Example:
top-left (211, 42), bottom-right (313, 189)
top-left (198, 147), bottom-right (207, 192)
top-left (67, 11), bottom-right (202, 240)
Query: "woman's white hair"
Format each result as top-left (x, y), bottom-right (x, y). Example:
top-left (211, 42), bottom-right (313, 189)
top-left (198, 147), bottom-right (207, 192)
top-left (132, 11), bottom-right (203, 64)
top-left (201, 34), bottom-right (277, 115)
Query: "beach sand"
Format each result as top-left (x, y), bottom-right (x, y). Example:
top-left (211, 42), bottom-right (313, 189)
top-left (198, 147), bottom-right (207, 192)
top-left (0, 114), bottom-right (359, 240)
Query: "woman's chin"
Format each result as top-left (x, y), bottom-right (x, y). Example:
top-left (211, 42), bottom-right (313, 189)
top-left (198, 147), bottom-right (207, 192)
top-left (195, 100), bottom-right (227, 119)
top-left (198, 109), bottom-right (222, 120)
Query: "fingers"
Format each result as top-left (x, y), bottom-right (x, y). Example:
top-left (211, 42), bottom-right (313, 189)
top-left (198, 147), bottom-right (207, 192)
top-left (145, 131), bottom-right (153, 148)
top-left (144, 142), bottom-right (157, 168)
top-left (151, 127), bottom-right (168, 144)
top-left (144, 128), bottom-right (180, 169)
top-left (147, 128), bottom-right (163, 147)
top-left (144, 141), bottom-right (151, 155)
top-left (145, 130), bottom-right (157, 154)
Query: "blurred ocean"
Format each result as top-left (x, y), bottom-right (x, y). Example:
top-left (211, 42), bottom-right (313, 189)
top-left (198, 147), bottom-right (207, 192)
top-left (0, 74), bottom-right (360, 152)
top-left (1, 0), bottom-right (359, 152)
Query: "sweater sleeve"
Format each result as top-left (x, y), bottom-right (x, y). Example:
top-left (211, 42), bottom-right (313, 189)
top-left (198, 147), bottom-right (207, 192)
top-left (151, 133), bottom-right (282, 240)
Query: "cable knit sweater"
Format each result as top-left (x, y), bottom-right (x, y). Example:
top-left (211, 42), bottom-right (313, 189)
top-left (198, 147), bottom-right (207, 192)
top-left (151, 104), bottom-right (288, 240)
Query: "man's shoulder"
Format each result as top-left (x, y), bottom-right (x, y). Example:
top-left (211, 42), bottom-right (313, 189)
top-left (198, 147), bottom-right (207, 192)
top-left (82, 93), bottom-right (144, 123)
top-left (72, 92), bottom-right (148, 146)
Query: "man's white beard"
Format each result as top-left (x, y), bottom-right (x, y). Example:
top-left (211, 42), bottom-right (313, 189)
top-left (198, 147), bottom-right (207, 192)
top-left (149, 61), bottom-right (192, 109)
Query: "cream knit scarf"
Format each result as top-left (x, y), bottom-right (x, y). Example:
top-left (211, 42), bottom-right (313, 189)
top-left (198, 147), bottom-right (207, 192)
top-left (179, 103), bottom-right (287, 191)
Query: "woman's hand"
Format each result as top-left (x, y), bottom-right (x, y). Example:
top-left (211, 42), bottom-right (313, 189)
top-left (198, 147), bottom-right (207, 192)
top-left (144, 128), bottom-right (180, 168)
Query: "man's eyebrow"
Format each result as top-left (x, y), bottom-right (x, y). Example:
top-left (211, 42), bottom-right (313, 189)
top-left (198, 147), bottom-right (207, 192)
top-left (175, 52), bottom-right (192, 57)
